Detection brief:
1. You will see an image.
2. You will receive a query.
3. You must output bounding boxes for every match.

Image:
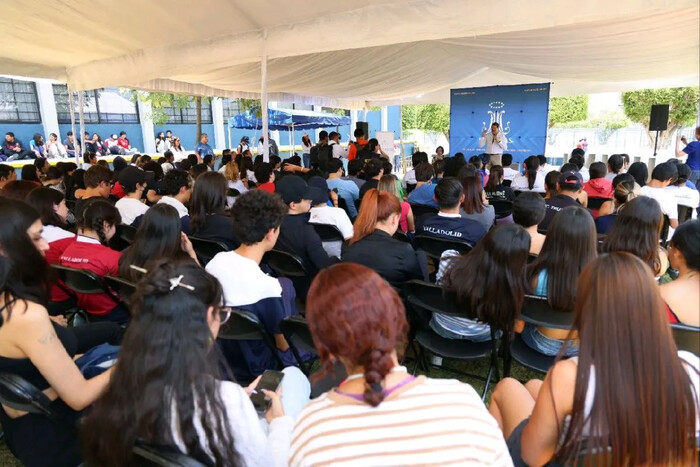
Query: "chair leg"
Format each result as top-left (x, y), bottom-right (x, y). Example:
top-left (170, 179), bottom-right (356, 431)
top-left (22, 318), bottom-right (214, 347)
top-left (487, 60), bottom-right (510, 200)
top-left (481, 362), bottom-right (495, 402)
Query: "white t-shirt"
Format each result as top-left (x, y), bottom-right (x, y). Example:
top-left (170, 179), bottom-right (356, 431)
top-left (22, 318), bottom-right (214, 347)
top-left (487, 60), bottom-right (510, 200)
top-left (640, 186), bottom-right (678, 220)
top-left (42, 224), bottom-right (74, 243)
top-left (115, 197), bottom-right (150, 226)
top-left (206, 251), bottom-right (282, 307)
top-left (512, 171), bottom-right (546, 193)
top-left (503, 167), bottom-right (519, 182)
top-left (309, 205), bottom-right (354, 258)
top-left (666, 185), bottom-right (699, 217)
top-left (158, 196), bottom-right (189, 218)
top-left (171, 380), bottom-right (293, 467)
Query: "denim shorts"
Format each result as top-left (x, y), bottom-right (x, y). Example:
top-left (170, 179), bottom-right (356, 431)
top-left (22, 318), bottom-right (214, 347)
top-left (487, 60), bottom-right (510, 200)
top-left (521, 324), bottom-right (578, 357)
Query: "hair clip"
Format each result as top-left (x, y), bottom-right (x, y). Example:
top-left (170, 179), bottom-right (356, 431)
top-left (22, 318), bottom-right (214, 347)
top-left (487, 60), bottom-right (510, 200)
top-left (169, 275), bottom-right (195, 291)
top-left (129, 265), bottom-right (148, 274)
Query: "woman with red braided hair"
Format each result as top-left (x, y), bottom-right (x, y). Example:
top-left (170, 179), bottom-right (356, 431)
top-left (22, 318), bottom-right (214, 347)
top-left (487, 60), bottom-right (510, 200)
top-left (289, 263), bottom-right (512, 466)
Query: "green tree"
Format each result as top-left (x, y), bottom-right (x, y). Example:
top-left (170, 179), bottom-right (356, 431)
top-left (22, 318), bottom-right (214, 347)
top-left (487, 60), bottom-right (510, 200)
top-left (401, 104), bottom-right (450, 138)
top-left (128, 91), bottom-right (211, 139)
top-left (548, 95), bottom-right (588, 128)
top-left (621, 87), bottom-right (699, 149)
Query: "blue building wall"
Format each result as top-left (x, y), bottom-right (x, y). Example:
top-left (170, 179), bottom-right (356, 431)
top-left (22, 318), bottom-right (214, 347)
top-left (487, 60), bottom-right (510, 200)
top-left (0, 123), bottom-right (45, 149)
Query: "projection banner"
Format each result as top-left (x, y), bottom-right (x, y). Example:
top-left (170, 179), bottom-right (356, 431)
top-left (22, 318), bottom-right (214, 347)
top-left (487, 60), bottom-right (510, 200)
top-left (449, 83), bottom-right (550, 163)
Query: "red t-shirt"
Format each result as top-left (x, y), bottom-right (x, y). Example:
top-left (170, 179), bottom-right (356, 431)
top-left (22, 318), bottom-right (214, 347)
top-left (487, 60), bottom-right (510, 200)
top-left (42, 226), bottom-right (77, 303)
top-left (347, 138), bottom-right (368, 161)
top-left (117, 138), bottom-right (130, 149)
top-left (258, 182), bottom-right (276, 193)
top-left (111, 181), bottom-right (126, 199)
top-left (59, 237), bottom-right (121, 316)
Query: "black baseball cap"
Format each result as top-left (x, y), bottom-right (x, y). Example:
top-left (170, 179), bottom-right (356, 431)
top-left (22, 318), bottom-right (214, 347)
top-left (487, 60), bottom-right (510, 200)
top-left (118, 166), bottom-right (149, 193)
top-left (558, 170), bottom-right (583, 191)
top-left (275, 175), bottom-right (323, 205)
top-left (307, 176), bottom-right (330, 204)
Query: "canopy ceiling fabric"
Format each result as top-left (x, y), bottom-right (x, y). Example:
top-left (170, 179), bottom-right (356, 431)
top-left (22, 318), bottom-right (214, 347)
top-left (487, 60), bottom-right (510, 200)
top-left (1, 0), bottom-right (697, 108)
top-left (228, 109), bottom-right (351, 130)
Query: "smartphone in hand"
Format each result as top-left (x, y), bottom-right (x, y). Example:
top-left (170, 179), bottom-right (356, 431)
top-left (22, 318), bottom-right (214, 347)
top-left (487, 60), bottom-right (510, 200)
top-left (250, 370), bottom-right (284, 414)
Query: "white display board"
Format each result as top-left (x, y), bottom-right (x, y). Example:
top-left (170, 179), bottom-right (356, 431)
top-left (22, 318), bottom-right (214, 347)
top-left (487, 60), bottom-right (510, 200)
top-left (376, 131), bottom-right (396, 155)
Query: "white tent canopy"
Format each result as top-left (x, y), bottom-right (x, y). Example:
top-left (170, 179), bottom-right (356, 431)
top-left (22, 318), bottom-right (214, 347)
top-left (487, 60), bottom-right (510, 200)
top-left (0, 0), bottom-right (698, 108)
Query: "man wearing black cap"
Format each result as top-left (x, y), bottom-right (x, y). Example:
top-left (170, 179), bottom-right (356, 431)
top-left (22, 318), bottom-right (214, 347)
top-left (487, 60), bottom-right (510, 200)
top-left (539, 170), bottom-right (590, 231)
top-left (275, 176), bottom-right (335, 294)
top-left (115, 166), bottom-right (150, 226)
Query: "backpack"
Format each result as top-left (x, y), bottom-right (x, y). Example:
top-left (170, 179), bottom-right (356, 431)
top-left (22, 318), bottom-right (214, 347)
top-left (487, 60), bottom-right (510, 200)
top-left (310, 143), bottom-right (333, 169)
top-left (350, 140), bottom-right (367, 160)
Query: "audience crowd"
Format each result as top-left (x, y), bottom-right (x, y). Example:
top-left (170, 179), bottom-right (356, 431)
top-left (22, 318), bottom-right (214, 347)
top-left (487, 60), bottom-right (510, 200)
top-left (0, 125), bottom-right (698, 466)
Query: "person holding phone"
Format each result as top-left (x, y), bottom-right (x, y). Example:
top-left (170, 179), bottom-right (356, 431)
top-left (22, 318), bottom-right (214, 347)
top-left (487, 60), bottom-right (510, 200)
top-left (478, 122), bottom-right (508, 167)
top-left (82, 259), bottom-right (310, 466)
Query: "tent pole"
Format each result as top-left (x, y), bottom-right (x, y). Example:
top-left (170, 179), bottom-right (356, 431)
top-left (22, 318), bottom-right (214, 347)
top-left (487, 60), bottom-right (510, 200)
top-left (288, 125), bottom-right (293, 159)
top-left (68, 87), bottom-right (79, 165)
top-left (77, 91), bottom-right (86, 159)
top-left (227, 125), bottom-right (231, 150)
top-left (260, 31), bottom-right (269, 163)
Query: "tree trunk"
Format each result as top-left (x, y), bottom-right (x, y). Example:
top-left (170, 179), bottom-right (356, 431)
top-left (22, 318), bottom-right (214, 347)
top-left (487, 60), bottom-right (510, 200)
top-left (646, 123), bottom-right (681, 151)
top-left (195, 96), bottom-right (202, 141)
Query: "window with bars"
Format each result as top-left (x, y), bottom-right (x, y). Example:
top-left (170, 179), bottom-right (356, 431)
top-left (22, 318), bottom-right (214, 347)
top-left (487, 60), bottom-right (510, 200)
top-left (162, 99), bottom-right (213, 124)
top-left (222, 99), bottom-right (241, 120)
top-left (52, 85), bottom-right (139, 124)
top-left (0, 78), bottom-right (41, 123)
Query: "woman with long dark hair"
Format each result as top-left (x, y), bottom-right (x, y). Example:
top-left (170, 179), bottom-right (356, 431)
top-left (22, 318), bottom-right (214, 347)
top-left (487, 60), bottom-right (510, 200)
top-left (460, 175), bottom-right (495, 231)
top-left (484, 165), bottom-right (516, 203)
top-left (660, 219), bottom-right (699, 326)
top-left (434, 224), bottom-right (530, 341)
top-left (301, 133), bottom-right (313, 168)
top-left (512, 156), bottom-right (545, 193)
top-left (490, 252), bottom-right (699, 466)
top-left (342, 189), bottom-right (427, 286)
top-left (118, 204), bottom-right (198, 283)
top-left (82, 259), bottom-right (301, 466)
top-left (189, 171), bottom-right (239, 250)
top-left (601, 195), bottom-right (667, 277)
top-left (522, 206), bottom-right (597, 356)
top-left (290, 263), bottom-right (511, 465)
top-left (20, 164), bottom-right (41, 183)
top-left (0, 199), bottom-right (114, 467)
top-left (170, 136), bottom-right (187, 161)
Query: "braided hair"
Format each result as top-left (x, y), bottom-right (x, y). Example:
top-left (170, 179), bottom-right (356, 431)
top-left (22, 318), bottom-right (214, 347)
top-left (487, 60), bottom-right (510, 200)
top-left (80, 198), bottom-right (120, 245)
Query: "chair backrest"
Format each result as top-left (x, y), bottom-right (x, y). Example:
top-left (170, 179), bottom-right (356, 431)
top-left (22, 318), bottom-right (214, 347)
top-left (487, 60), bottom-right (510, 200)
top-left (119, 223), bottom-right (138, 244)
top-left (490, 199), bottom-right (513, 218)
top-left (263, 249), bottom-right (308, 278)
top-left (336, 196), bottom-right (352, 219)
top-left (405, 182), bottom-right (417, 194)
top-left (227, 188), bottom-right (241, 198)
top-left (310, 223), bottom-right (345, 242)
top-left (502, 179), bottom-right (512, 187)
top-left (520, 295), bottom-right (574, 330)
top-left (133, 442), bottom-right (209, 467)
top-left (404, 280), bottom-right (478, 321)
top-left (51, 264), bottom-right (115, 297)
top-left (217, 309), bottom-right (283, 368)
top-left (678, 205), bottom-right (692, 224)
top-left (188, 236), bottom-right (229, 266)
top-left (280, 316), bottom-right (318, 355)
top-left (660, 214), bottom-right (670, 248)
top-left (409, 203), bottom-right (438, 219)
top-left (587, 197), bottom-right (611, 210)
top-left (413, 235), bottom-right (472, 261)
top-left (0, 372), bottom-right (56, 419)
top-left (104, 275), bottom-right (137, 300)
top-left (671, 323), bottom-right (700, 355)
top-left (393, 230), bottom-right (411, 243)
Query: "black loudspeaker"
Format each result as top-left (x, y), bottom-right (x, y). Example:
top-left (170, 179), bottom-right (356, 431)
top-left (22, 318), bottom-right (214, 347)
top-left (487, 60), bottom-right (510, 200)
top-left (649, 104), bottom-right (669, 131)
top-left (355, 121), bottom-right (369, 138)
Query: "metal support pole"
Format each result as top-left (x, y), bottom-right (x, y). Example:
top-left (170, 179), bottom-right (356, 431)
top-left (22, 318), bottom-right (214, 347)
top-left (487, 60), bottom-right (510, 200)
top-left (78, 91), bottom-right (86, 158)
top-left (68, 88), bottom-right (79, 165)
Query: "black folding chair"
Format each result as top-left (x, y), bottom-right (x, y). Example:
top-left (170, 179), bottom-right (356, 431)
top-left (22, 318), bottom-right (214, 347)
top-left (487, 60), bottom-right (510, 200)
top-left (263, 249), bottom-right (308, 278)
top-left (133, 441), bottom-right (209, 467)
top-left (502, 179), bottom-right (512, 187)
top-left (671, 323), bottom-right (700, 355)
top-left (310, 223), bottom-right (345, 243)
top-left (409, 203), bottom-right (438, 219)
top-left (51, 264), bottom-right (123, 309)
top-left (217, 309), bottom-right (283, 370)
top-left (336, 197), bottom-right (353, 220)
top-left (0, 372), bottom-right (56, 420)
top-left (227, 188), bottom-right (241, 198)
top-left (119, 223), bottom-right (138, 244)
top-left (490, 200), bottom-right (513, 219)
top-left (104, 275), bottom-right (137, 301)
top-left (660, 214), bottom-right (670, 248)
top-left (404, 280), bottom-right (499, 400)
top-left (405, 182), bottom-right (417, 194)
top-left (280, 316), bottom-right (319, 375)
top-left (393, 231), bottom-right (411, 243)
top-left (413, 235), bottom-right (472, 281)
top-left (188, 236), bottom-right (230, 266)
top-left (587, 197), bottom-right (611, 211)
top-left (506, 295), bottom-right (574, 376)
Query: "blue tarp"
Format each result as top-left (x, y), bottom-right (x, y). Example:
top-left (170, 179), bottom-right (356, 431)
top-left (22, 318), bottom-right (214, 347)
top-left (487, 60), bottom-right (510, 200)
top-left (228, 108), bottom-right (350, 130)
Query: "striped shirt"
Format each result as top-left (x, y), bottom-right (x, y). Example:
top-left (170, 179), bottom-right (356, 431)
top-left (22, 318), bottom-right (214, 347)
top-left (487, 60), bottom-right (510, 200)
top-left (289, 376), bottom-right (512, 466)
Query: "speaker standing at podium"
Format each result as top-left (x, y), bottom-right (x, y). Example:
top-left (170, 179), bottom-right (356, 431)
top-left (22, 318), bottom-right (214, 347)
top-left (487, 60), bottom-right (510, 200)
top-left (676, 126), bottom-right (700, 189)
top-left (478, 122), bottom-right (508, 167)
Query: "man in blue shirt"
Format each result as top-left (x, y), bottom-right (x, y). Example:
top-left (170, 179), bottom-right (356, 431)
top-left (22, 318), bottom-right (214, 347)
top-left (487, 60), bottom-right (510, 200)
top-left (326, 158), bottom-right (360, 218)
top-left (194, 133), bottom-right (214, 162)
top-left (676, 126), bottom-right (700, 190)
top-left (416, 177), bottom-right (486, 245)
top-left (407, 162), bottom-right (438, 208)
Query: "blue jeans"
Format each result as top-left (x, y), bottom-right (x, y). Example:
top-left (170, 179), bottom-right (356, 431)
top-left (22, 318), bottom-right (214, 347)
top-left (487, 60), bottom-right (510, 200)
top-left (302, 153), bottom-right (311, 168)
top-left (690, 169), bottom-right (700, 191)
top-left (521, 324), bottom-right (578, 357)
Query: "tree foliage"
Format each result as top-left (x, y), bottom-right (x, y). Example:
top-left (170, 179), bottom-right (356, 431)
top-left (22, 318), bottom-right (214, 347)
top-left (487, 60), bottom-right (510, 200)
top-left (548, 95), bottom-right (588, 128)
top-left (401, 104), bottom-right (450, 138)
top-left (622, 87), bottom-right (699, 148)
